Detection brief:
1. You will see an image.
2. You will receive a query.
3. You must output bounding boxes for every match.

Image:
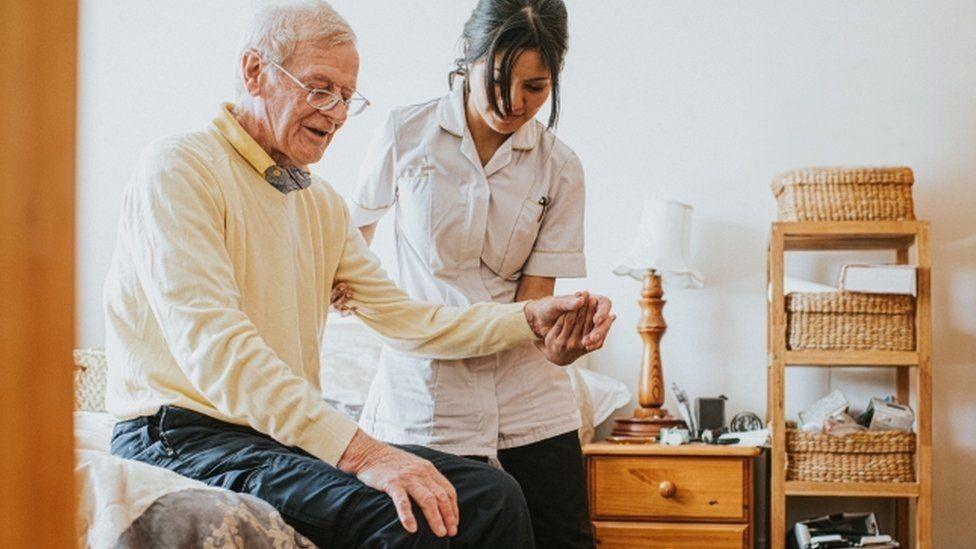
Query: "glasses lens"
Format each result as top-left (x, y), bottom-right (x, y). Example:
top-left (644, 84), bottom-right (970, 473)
top-left (346, 98), bottom-right (369, 117)
top-left (308, 91), bottom-right (340, 110)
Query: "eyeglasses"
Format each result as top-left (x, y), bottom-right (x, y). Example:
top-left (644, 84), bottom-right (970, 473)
top-left (267, 59), bottom-right (370, 117)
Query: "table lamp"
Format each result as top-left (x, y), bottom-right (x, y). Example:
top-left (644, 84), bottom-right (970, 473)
top-left (608, 199), bottom-right (704, 442)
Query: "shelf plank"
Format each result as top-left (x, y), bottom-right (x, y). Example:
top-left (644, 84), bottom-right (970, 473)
top-left (774, 221), bottom-right (923, 251)
top-left (786, 481), bottom-right (919, 498)
top-left (784, 350), bottom-right (918, 367)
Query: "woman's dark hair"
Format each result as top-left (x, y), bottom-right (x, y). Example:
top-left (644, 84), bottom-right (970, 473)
top-left (451, 0), bottom-right (568, 129)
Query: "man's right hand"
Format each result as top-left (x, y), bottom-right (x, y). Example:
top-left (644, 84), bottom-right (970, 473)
top-left (337, 429), bottom-right (458, 538)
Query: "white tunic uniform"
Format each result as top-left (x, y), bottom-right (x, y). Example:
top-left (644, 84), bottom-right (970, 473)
top-left (351, 83), bottom-right (586, 456)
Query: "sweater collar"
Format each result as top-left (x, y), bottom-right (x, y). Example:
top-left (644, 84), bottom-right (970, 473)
top-left (213, 103), bottom-right (312, 194)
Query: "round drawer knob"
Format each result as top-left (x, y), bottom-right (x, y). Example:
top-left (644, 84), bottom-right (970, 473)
top-left (658, 481), bottom-right (676, 498)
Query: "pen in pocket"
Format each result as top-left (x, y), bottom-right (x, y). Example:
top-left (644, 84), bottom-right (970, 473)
top-left (537, 196), bottom-right (550, 222)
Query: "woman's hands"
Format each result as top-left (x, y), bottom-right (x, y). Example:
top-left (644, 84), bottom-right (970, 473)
top-left (330, 282), bottom-right (356, 316)
top-left (524, 292), bottom-right (616, 365)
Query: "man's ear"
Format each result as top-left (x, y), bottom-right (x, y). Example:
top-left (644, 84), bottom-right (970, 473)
top-left (241, 48), bottom-right (264, 97)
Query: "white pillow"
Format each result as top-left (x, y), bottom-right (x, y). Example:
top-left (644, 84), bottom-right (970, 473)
top-left (567, 366), bottom-right (632, 444)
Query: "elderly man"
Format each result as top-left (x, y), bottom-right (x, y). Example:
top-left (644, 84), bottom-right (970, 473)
top-left (104, 2), bottom-right (613, 547)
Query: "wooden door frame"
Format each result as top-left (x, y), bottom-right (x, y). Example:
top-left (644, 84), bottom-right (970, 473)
top-left (0, 1), bottom-right (78, 547)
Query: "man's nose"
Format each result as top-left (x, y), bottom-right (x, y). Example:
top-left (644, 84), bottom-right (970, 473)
top-left (319, 103), bottom-right (346, 127)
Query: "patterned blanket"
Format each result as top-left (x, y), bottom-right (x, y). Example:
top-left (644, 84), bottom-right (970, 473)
top-left (75, 412), bottom-right (313, 548)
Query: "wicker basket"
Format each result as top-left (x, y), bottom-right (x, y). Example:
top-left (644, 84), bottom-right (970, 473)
top-left (786, 292), bottom-right (915, 351)
top-left (771, 166), bottom-right (915, 221)
top-left (786, 429), bottom-right (915, 483)
top-left (74, 347), bottom-right (108, 412)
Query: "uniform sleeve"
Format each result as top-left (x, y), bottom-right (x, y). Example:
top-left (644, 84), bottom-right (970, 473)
top-left (522, 152), bottom-right (587, 278)
top-left (350, 111), bottom-right (397, 227)
top-left (334, 210), bottom-right (538, 357)
top-left (124, 143), bottom-right (358, 465)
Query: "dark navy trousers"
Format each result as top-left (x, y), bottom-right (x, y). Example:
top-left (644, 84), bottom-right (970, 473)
top-left (110, 406), bottom-right (535, 548)
top-left (467, 431), bottom-right (594, 549)
top-left (495, 431), bottom-right (593, 549)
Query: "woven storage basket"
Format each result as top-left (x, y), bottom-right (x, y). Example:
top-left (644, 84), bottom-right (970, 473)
top-left (771, 166), bottom-right (915, 221)
top-left (73, 347), bottom-right (108, 412)
top-left (786, 429), bottom-right (915, 483)
top-left (786, 292), bottom-right (915, 351)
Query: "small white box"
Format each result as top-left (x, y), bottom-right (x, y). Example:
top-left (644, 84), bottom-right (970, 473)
top-left (839, 264), bottom-right (916, 296)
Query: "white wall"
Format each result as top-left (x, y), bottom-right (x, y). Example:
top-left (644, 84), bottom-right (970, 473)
top-left (78, 1), bottom-right (976, 545)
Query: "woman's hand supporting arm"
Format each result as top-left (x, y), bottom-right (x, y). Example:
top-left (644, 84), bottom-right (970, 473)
top-left (359, 222), bottom-right (378, 246)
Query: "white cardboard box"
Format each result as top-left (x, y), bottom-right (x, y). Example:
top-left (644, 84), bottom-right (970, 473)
top-left (839, 264), bottom-right (917, 296)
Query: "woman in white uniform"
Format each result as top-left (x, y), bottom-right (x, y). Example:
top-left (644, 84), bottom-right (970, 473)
top-left (348, 1), bottom-right (600, 546)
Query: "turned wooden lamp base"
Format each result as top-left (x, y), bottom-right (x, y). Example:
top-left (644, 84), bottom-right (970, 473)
top-left (607, 407), bottom-right (686, 443)
top-left (607, 269), bottom-right (686, 444)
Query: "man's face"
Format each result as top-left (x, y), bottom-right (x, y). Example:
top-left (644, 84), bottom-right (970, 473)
top-left (258, 40), bottom-right (360, 167)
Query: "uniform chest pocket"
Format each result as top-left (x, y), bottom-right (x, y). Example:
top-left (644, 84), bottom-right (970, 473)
top-left (395, 171), bottom-right (433, 255)
top-left (396, 168), bottom-right (464, 276)
top-left (493, 198), bottom-right (545, 281)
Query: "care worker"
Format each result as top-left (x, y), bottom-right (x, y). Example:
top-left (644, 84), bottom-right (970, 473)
top-left (345, 1), bottom-right (607, 547)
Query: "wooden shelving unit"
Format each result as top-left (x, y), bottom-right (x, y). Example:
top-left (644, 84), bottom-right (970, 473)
top-left (785, 481), bottom-right (920, 498)
top-left (767, 220), bottom-right (932, 549)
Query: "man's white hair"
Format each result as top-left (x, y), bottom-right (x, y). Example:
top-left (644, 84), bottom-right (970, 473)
top-left (236, 0), bottom-right (356, 96)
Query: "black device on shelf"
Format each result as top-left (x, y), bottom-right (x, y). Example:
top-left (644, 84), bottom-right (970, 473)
top-left (696, 395), bottom-right (727, 432)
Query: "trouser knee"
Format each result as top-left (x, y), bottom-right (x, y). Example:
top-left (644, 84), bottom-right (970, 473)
top-left (355, 494), bottom-right (451, 548)
top-left (473, 467), bottom-right (534, 544)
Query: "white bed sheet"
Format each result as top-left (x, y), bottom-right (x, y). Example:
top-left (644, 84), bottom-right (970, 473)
top-left (74, 412), bottom-right (221, 548)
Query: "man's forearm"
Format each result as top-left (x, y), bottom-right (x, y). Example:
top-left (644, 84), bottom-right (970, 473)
top-left (336, 428), bottom-right (382, 474)
top-left (336, 220), bottom-right (607, 359)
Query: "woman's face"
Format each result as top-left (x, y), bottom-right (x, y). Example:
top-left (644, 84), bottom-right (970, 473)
top-left (467, 48), bottom-right (552, 135)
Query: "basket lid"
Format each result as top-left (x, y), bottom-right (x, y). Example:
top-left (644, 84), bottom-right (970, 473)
top-left (771, 166), bottom-right (914, 196)
top-left (785, 292), bottom-right (915, 315)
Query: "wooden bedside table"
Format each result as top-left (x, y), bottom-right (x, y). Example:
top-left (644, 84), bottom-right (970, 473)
top-left (584, 442), bottom-right (762, 549)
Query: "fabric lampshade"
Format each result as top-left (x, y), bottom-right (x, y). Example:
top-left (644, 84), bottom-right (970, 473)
top-left (612, 199), bottom-right (705, 288)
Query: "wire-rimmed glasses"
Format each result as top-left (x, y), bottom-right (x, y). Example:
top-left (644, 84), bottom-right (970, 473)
top-left (267, 59), bottom-right (370, 117)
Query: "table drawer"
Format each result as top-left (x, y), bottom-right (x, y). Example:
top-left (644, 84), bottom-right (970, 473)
top-left (593, 521), bottom-right (748, 549)
top-left (590, 456), bottom-right (749, 521)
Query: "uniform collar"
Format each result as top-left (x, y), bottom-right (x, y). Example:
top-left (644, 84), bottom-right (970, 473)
top-left (436, 80), bottom-right (540, 151)
top-left (212, 103), bottom-right (311, 194)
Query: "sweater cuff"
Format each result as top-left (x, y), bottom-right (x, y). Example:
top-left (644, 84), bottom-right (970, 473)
top-left (509, 301), bottom-right (539, 341)
top-left (298, 408), bottom-right (360, 466)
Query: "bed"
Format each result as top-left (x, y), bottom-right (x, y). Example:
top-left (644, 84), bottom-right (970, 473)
top-left (74, 316), bottom-right (629, 548)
